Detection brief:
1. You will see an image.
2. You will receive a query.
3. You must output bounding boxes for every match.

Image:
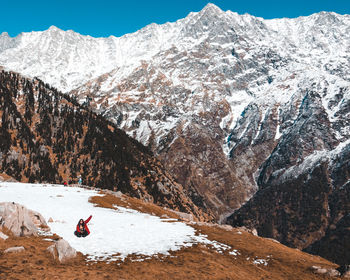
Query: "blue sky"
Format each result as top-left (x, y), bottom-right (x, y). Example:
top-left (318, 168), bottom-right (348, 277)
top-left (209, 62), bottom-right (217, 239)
top-left (1, 0), bottom-right (349, 37)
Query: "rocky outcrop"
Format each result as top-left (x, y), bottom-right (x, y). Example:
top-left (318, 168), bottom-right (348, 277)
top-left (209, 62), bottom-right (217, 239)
top-left (226, 84), bottom-right (350, 265)
top-left (227, 140), bottom-right (350, 265)
top-left (47, 239), bottom-right (77, 263)
top-left (0, 202), bottom-right (49, 236)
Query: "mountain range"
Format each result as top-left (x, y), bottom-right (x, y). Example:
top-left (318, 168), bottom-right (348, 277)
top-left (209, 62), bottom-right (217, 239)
top-left (0, 3), bottom-right (349, 265)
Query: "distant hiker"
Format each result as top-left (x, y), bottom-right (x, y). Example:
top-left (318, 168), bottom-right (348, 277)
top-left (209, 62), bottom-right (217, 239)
top-left (78, 177), bottom-right (82, 185)
top-left (74, 215), bottom-right (92, 238)
top-left (64, 181), bottom-right (68, 187)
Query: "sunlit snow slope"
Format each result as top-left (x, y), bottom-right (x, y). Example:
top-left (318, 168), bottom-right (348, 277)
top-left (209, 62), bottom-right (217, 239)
top-left (0, 182), bottom-right (222, 261)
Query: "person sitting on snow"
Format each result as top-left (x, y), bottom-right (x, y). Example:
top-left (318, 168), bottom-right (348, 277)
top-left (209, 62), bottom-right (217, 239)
top-left (74, 215), bottom-right (92, 237)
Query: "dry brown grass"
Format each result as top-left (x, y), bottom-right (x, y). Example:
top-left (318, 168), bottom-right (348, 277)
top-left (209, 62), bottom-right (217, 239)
top-left (192, 224), bottom-right (337, 280)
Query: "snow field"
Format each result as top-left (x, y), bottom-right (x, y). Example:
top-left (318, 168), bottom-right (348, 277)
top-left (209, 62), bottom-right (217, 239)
top-left (0, 182), bottom-right (232, 261)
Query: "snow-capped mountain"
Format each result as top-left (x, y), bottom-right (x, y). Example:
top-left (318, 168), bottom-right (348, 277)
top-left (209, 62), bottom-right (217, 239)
top-left (0, 3), bottom-right (349, 264)
top-left (66, 4), bottom-right (350, 217)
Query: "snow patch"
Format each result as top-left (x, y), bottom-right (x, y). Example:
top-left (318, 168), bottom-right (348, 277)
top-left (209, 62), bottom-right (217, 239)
top-left (0, 182), bottom-right (231, 262)
top-left (253, 258), bottom-right (268, 266)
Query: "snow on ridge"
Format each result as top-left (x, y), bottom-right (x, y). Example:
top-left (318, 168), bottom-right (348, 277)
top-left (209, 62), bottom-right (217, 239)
top-left (274, 139), bottom-right (350, 182)
top-left (0, 182), bottom-right (231, 262)
top-left (0, 4), bottom-right (348, 93)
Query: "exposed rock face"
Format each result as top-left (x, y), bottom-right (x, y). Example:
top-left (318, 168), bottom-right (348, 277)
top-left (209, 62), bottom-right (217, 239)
top-left (0, 71), bottom-right (209, 220)
top-left (226, 85), bottom-right (349, 264)
top-left (227, 141), bottom-right (350, 265)
top-left (47, 239), bottom-right (77, 263)
top-left (0, 202), bottom-right (49, 236)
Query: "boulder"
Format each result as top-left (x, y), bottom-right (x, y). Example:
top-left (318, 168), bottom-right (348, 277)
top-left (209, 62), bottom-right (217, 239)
top-left (327, 269), bottom-right (340, 277)
top-left (311, 266), bottom-right (327, 275)
top-left (311, 266), bottom-right (340, 277)
top-left (315, 268), bottom-right (328, 275)
top-left (251, 228), bottom-right (258, 236)
top-left (47, 239), bottom-right (77, 263)
top-left (0, 202), bottom-right (50, 236)
top-left (0, 231), bottom-right (8, 240)
top-left (4, 246), bottom-right (25, 253)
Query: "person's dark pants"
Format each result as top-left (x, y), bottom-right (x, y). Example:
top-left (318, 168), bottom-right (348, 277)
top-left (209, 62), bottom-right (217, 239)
top-left (74, 230), bottom-right (89, 238)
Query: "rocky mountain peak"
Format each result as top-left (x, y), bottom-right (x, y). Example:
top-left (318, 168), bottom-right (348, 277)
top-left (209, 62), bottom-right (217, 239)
top-left (47, 25), bottom-right (63, 32)
top-left (314, 11), bottom-right (342, 24)
top-left (198, 3), bottom-right (224, 17)
top-left (0, 31), bottom-right (17, 52)
top-left (0, 31), bottom-right (10, 37)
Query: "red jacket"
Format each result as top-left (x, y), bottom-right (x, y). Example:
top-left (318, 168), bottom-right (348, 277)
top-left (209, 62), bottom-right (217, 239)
top-left (76, 215), bottom-right (92, 234)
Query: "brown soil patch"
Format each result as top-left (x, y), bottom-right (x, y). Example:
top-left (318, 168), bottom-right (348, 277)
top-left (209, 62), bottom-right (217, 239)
top-left (0, 228), bottom-right (337, 280)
